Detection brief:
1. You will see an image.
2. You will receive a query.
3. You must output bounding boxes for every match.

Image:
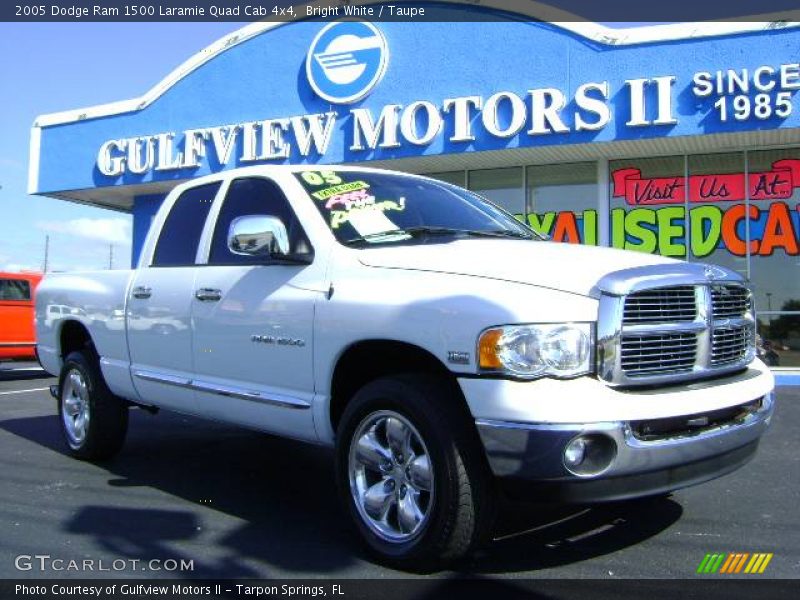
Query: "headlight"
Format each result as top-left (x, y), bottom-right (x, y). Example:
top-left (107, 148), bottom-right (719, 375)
top-left (478, 323), bottom-right (594, 379)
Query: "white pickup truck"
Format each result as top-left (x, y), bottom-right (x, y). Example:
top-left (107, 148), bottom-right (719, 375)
top-left (36, 165), bottom-right (775, 569)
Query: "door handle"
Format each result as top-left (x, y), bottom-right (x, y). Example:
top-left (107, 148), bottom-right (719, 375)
top-left (195, 288), bottom-right (222, 302)
top-left (132, 286), bottom-right (152, 299)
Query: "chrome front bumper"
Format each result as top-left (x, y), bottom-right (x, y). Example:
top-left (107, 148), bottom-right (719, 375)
top-left (476, 391), bottom-right (774, 503)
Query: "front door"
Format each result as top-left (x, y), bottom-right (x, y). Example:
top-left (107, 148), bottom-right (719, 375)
top-left (190, 176), bottom-right (322, 440)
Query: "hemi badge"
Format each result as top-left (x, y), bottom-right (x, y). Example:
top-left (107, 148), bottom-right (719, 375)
top-left (447, 351), bottom-right (470, 365)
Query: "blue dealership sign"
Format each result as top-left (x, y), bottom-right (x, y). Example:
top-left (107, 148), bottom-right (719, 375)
top-left (29, 12), bottom-right (800, 196)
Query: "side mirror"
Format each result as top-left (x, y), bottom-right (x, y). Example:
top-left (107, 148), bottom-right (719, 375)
top-left (228, 215), bottom-right (290, 257)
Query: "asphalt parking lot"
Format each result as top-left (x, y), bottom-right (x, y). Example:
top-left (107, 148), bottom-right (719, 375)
top-left (0, 362), bottom-right (798, 580)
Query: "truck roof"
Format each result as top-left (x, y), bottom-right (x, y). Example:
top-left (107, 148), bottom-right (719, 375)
top-left (0, 271), bottom-right (43, 283)
top-left (165, 164), bottom-right (431, 194)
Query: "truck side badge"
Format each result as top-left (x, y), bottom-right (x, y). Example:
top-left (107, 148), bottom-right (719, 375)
top-left (447, 351), bottom-right (470, 365)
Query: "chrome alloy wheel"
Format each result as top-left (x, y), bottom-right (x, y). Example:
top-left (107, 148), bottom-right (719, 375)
top-left (61, 368), bottom-right (91, 448)
top-left (348, 410), bottom-right (434, 543)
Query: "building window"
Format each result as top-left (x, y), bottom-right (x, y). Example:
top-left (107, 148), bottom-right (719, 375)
top-left (686, 152), bottom-right (748, 279)
top-left (468, 167), bottom-right (524, 216)
top-left (526, 162), bottom-right (597, 243)
top-left (747, 148), bottom-right (800, 368)
top-left (609, 155), bottom-right (687, 258)
top-left (427, 171), bottom-right (466, 187)
top-left (609, 150), bottom-right (800, 368)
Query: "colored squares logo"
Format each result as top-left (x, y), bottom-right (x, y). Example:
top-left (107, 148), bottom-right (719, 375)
top-left (697, 552), bottom-right (773, 574)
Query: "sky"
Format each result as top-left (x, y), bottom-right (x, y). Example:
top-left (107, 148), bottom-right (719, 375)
top-left (0, 22), bottom-right (248, 272)
top-left (0, 20), bottom-right (656, 274)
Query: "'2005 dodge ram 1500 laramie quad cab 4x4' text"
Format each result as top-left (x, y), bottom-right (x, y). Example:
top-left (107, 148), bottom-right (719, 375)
top-left (36, 166), bottom-right (775, 569)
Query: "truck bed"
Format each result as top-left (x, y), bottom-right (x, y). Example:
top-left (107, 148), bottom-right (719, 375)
top-left (35, 270), bottom-right (134, 395)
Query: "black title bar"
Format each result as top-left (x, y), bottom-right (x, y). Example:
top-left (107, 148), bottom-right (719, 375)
top-left (3, 0), bottom-right (800, 22)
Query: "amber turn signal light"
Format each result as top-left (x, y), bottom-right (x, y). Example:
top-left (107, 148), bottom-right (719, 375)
top-left (478, 328), bottom-right (504, 369)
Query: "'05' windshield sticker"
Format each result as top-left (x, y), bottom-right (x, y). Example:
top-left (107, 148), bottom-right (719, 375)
top-left (301, 170), bottom-right (343, 187)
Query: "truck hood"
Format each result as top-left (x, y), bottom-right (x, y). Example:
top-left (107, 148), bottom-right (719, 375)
top-left (358, 239), bottom-right (677, 297)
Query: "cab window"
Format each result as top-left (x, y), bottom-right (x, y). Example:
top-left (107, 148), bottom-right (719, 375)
top-left (0, 278), bottom-right (31, 301)
top-left (152, 182), bottom-right (221, 267)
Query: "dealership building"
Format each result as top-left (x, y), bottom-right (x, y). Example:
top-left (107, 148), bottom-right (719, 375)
top-left (28, 4), bottom-right (800, 370)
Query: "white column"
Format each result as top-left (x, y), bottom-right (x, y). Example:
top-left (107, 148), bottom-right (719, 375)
top-left (597, 158), bottom-right (610, 247)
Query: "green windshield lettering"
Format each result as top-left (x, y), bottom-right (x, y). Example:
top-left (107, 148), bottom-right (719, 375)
top-left (311, 181), bottom-right (370, 201)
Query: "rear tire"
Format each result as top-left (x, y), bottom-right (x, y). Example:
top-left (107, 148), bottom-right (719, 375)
top-left (58, 350), bottom-right (128, 460)
top-left (335, 374), bottom-right (495, 571)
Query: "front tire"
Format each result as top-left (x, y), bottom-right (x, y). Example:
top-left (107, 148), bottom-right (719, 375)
top-left (335, 374), bottom-right (494, 571)
top-left (58, 350), bottom-right (128, 460)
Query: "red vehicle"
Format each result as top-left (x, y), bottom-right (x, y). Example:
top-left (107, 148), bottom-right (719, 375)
top-left (0, 272), bottom-right (43, 361)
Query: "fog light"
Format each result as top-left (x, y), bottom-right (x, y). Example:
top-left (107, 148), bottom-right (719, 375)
top-left (562, 434), bottom-right (617, 477)
top-left (564, 437), bottom-right (587, 467)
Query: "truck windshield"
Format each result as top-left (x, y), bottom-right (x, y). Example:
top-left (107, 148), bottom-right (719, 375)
top-left (294, 169), bottom-right (540, 246)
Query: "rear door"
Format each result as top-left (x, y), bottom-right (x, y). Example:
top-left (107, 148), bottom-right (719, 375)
top-left (127, 181), bottom-right (221, 412)
top-left (190, 176), bottom-right (322, 440)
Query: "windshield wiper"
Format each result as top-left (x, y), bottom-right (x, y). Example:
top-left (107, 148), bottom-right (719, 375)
top-left (343, 227), bottom-right (464, 246)
top-left (463, 229), bottom-right (534, 240)
top-left (402, 226), bottom-right (535, 240)
top-left (343, 231), bottom-right (413, 246)
top-left (343, 226), bottom-right (534, 246)
top-left (402, 226), bottom-right (479, 237)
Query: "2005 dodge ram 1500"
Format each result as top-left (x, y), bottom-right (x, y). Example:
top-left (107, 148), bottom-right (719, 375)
top-left (36, 165), bottom-right (775, 569)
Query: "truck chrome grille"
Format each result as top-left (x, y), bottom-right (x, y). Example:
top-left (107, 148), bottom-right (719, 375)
top-left (597, 271), bottom-right (756, 387)
top-left (711, 285), bottom-right (750, 319)
top-left (620, 332), bottom-right (697, 376)
top-left (623, 286), bottom-right (696, 324)
top-left (711, 326), bottom-right (751, 366)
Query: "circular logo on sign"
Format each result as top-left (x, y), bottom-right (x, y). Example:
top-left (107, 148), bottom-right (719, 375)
top-left (306, 21), bottom-right (389, 104)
